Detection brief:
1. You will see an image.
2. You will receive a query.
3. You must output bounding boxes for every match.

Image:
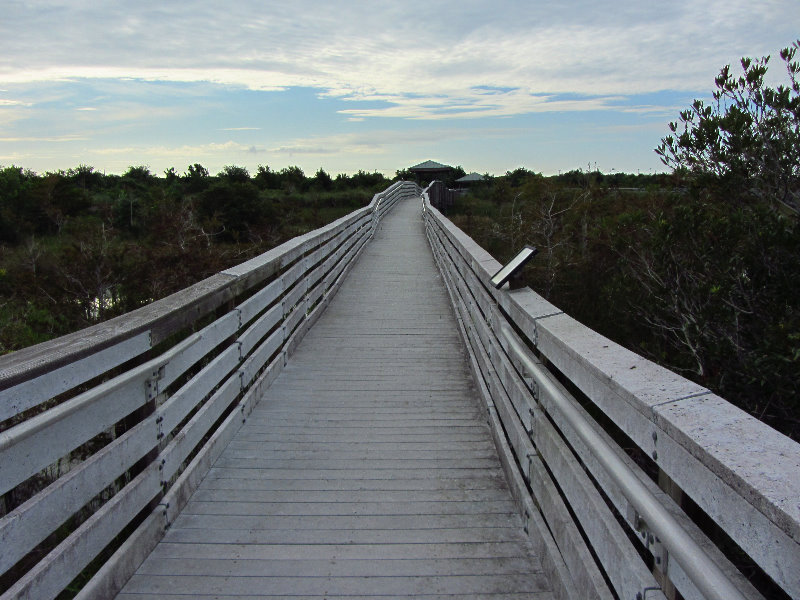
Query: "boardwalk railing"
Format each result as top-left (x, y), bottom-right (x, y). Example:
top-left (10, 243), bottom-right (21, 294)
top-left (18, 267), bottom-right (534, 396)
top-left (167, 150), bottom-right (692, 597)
top-left (0, 181), bottom-right (420, 600)
top-left (422, 188), bottom-right (800, 600)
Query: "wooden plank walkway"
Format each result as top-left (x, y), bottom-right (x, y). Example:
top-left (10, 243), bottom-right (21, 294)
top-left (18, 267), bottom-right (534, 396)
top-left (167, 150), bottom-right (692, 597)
top-left (117, 197), bottom-right (554, 599)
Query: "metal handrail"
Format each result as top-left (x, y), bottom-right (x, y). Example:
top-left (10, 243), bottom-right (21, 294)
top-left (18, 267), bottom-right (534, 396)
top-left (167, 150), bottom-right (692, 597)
top-left (499, 323), bottom-right (746, 600)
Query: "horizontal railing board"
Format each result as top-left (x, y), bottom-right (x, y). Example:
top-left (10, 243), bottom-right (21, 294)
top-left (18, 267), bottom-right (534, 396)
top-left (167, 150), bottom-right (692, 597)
top-left (0, 331), bottom-right (153, 423)
top-left (653, 393), bottom-right (800, 542)
top-left (238, 303), bottom-right (282, 359)
top-left (237, 278), bottom-right (282, 329)
top-left (219, 239), bottom-right (303, 280)
top-left (0, 272), bottom-right (237, 392)
top-left (305, 258), bottom-right (330, 291)
top-left (280, 260), bottom-right (311, 302)
top-left (305, 231), bottom-right (344, 269)
top-left (282, 302), bottom-right (307, 342)
top-left (0, 414), bottom-right (157, 574)
top-left (499, 288), bottom-right (563, 345)
top-left (240, 328), bottom-right (283, 390)
top-left (157, 345), bottom-right (241, 438)
top-left (535, 312), bottom-right (709, 416)
top-left (157, 310), bottom-right (241, 394)
top-left (282, 286), bottom-right (307, 320)
top-left (306, 277), bottom-right (326, 309)
top-left (159, 378), bottom-right (242, 488)
top-left (0, 363), bottom-right (151, 495)
top-left (4, 461), bottom-right (163, 600)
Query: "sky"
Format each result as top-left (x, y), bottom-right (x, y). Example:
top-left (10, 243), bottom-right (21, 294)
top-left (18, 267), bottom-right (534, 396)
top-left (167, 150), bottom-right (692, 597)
top-left (0, 0), bottom-right (797, 177)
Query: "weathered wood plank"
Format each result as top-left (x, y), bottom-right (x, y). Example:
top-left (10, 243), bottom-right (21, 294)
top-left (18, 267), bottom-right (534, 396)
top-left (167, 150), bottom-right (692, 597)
top-left (197, 475), bottom-right (508, 492)
top-left (147, 541), bottom-right (531, 560)
top-left (162, 525), bottom-right (529, 545)
top-left (0, 331), bottom-right (152, 422)
top-left (121, 574), bottom-right (552, 597)
top-left (115, 194), bottom-right (554, 599)
top-left (135, 556), bottom-right (542, 578)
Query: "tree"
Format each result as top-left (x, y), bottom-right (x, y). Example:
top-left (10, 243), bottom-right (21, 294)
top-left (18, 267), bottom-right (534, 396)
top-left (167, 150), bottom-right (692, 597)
top-left (656, 40), bottom-right (800, 212)
top-left (164, 167), bottom-right (178, 183)
top-left (197, 178), bottom-right (265, 242)
top-left (219, 165), bottom-right (250, 183)
top-left (633, 42), bottom-right (800, 437)
top-left (183, 163), bottom-right (210, 193)
top-left (122, 165), bottom-right (154, 184)
top-left (185, 163), bottom-right (209, 179)
top-left (278, 166), bottom-right (307, 193)
top-left (0, 166), bottom-right (40, 242)
top-left (255, 165), bottom-right (280, 190)
top-left (312, 168), bottom-right (333, 191)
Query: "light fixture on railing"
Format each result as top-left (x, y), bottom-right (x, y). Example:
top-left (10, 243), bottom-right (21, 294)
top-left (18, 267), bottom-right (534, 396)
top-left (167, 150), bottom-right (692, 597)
top-left (491, 245), bottom-right (538, 289)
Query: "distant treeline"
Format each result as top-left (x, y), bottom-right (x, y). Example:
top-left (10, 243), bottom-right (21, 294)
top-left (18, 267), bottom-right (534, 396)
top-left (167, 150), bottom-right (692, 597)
top-left (0, 163), bottom-right (392, 352)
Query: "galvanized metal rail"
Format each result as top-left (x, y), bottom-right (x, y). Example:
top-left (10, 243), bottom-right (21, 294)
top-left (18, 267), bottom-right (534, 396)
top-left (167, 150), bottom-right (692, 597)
top-left (500, 325), bottom-right (745, 600)
top-left (422, 185), bottom-right (800, 600)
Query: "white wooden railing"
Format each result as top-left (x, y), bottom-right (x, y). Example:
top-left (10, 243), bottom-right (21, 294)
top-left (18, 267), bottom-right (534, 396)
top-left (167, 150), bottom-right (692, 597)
top-left (422, 188), bottom-right (800, 600)
top-left (0, 181), bottom-right (420, 600)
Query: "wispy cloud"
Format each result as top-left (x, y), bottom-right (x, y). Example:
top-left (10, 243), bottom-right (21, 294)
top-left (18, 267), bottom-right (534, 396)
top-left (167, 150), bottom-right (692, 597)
top-left (92, 140), bottom-right (253, 156)
top-left (0, 99), bottom-right (31, 107)
top-left (1, 1), bottom-right (795, 120)
top-left (337, 91), bottom-right (628, 120)
top-left (270, 126), bottom-right (532, 156)
top-left (0, 135), bottom-right (86, 142)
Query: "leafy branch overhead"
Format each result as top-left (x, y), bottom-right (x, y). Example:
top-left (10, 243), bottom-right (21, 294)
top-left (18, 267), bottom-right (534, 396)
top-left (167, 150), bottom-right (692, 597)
top-left (656, 39), bottom-right (800, 213)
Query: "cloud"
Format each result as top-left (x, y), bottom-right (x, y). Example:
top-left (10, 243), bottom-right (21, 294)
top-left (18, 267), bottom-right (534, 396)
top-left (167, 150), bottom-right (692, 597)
top-left (91, 140), bottom-right (251, 157)
top-left (0, 0), bottom-right (795, 121)
top-left (0, 135), bottom-right (86, 142)
top-left (0, 99), bottom-right (31, 106)
top-left (337, 91), bottom-right (628, 120)
top-left (270, 126), bottom-right (530, 157)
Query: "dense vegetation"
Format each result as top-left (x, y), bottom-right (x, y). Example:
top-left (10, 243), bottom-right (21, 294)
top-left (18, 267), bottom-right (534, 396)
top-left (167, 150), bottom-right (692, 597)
top-left (0, 164), bottom-right (390, 352)
top-left (447, 43), bottom-right (800, 440)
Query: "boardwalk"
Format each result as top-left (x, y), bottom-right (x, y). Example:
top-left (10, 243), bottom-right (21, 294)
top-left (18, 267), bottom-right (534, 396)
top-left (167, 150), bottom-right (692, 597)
top-left (116, 197), bottom-right (554, 599)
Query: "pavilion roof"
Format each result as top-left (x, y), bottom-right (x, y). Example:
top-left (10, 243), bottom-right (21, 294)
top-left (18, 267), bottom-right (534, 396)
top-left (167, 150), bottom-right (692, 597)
top-left (456, 172), bottom-right (486, 182)
top-left (409, 160), bottom-right (452, 171)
